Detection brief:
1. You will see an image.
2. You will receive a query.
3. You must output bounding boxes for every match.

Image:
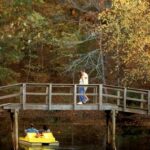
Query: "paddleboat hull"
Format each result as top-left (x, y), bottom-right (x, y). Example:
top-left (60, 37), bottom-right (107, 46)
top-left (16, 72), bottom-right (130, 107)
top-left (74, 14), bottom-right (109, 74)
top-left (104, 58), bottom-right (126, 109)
top-left (19, 132), bottom-right (59, 146)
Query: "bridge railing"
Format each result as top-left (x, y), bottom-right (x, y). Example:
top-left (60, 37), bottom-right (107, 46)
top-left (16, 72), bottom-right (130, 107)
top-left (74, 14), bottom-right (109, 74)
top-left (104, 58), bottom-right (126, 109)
top-left (24, 83), bottom-right (100, 109)
top-left (0, 83), bottom-right (22, 106)
top-left (0, 83), bottom-right (150, 114)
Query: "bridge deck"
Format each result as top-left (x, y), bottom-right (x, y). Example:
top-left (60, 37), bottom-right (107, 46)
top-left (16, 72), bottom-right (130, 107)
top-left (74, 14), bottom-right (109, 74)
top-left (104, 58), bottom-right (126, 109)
top-left (2, 103), bottom-right (117, 110)
top-left (1, 103), bottom-right (147, 115)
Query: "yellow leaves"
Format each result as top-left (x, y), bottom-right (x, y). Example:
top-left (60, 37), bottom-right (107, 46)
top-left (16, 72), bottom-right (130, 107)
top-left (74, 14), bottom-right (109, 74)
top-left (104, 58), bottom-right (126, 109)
top-left (97, 0), bottom-right (150, 85)
top-left (27, 11), bottom-right (47, 27)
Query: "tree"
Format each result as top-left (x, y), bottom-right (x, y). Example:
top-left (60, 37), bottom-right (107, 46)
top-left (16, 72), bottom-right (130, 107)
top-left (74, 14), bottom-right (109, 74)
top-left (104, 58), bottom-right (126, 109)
top-left (68, 0), bottom-right (150, 87)
top-left (0, 0), bottom-right (83, 84)
top-left (97, 0), bottom-right (150, 86)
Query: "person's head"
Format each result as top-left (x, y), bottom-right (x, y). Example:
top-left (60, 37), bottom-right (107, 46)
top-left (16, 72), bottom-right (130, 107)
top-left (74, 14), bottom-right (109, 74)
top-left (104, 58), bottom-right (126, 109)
top-left (80, 69), bottom-right (85, 75)
top-left (30, 123), bottom-right (34, 128)
top-left (43, 125), bottom-right (48, 131)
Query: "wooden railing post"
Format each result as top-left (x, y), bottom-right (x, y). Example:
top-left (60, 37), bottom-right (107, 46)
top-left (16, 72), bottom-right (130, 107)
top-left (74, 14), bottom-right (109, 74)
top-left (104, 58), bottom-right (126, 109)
top-left (117, 90), bottom-right (120, 106)
top-left (22, 83), bottom-right (26, 110)
top-left (123, 88), bottom-right (127, 111)
top-left (48, 84), bottom-right (52, 110)
top-left (148, 91), bottom-right (150, 115)
top-left (140, 93), bottom-right (144, 109)
top-left (93, 86), bottom-right (97, 103)
top-left (73, 84), bottom-right (77, 110)
top-left (99, 84), bottom-right (103, 110)
top-left (45, 86), bottom-right (48, 104)
top-left (20, 85), bottom-right (23, 104)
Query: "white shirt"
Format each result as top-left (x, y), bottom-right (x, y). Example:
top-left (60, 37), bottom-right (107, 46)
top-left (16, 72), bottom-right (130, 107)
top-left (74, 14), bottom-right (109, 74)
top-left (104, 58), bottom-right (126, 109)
top-left (79, 72), bottom-right (88, 85)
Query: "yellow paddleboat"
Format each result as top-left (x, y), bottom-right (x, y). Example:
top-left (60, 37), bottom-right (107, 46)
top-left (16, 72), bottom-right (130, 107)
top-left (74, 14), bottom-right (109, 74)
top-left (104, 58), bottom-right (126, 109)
top-left (19, 132), bottom-right (59, 146)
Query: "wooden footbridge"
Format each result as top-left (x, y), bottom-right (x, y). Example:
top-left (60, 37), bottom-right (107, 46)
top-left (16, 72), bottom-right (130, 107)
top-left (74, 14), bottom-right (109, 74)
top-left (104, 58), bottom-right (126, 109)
top-left (0, 83), bottom-right (150, 150)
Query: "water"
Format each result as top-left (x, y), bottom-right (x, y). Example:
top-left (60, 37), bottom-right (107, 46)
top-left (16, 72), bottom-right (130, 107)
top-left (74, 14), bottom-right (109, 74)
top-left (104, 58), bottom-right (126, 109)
top-left (117, 135), bottom-right (150, 150)
top-left (1, 131), bottom-right (150, 150)
top-left (19, 145), bottom-right (105, 150)
top-left (1, 111), bottom-right (150, 150)
top-left (19, 135), bottom-right (150, 150)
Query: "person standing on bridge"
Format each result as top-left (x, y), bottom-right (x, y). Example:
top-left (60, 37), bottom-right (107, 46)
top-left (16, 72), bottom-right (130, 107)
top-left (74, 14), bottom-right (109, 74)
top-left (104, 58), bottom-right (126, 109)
top-left (77, 69), bottom-right (89, 104)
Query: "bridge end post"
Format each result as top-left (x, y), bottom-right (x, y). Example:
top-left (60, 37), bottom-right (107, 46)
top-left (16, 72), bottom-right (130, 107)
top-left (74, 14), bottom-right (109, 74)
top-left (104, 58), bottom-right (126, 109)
top-left (105, 109), bottom-right (117, 150)
top-left (10, 109), bottom-right (19, 150)
top-left (106, 110), bottom-right (111, 145)
top-left (112, 109), bottom-right (116, 150)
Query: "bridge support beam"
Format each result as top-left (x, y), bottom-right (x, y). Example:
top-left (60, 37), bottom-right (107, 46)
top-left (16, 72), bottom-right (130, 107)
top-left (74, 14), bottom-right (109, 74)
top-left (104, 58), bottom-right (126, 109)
top-left (10, 109), bottom-right (19, 150)
top-left (106, 109), bottom-right (117, 150)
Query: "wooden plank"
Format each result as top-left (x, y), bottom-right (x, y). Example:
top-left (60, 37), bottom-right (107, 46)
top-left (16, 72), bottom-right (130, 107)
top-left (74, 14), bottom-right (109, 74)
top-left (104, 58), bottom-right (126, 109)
top-left (127, 88), bottom-right (148, 92)
top-left (76, 93), bottom-right (98, 96)
top-left (52, 84), bottom-right (74, 86)
top-left (103, 94), bottom-right (123, 99)
top-left (0, 103), bottom-right (11, 107)
top-left (103, 84), bottom-right (124, 89)
top-left (127, 90), bottom-right (147, 94)
top-left (103, 86), bottom-right (123, 92)
top-left (0, 83), bottom-right (22, 90)
top-left (52, 85), bottom-right (74, 87)
top-left (126, 97), bottom-right (147, 102)
top-left (118, 107), bottom-right (147, 114)
top-left (2, 103), bottom-right (117, 111)
top-left (125, 106), bottom-right (147, 110)
top-left (26, 83), bottom-right (49, 86)
top-left (53, 84), bottom-right (99, 86)
top-left (51, 93), bottom-right (73, 96)
top-left (3, 103), bottom-right (22, 110)
top-left (102, 103), bottom-right (118, 110)
top-left (0, 93), bottom-right (20, 100)
top-left (26, 92), bottom-right (47, 96)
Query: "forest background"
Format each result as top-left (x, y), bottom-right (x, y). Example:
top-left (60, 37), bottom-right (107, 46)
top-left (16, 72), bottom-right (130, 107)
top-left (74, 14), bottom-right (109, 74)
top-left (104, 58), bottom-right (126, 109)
top-left (0, 1), bottom-right (150, 146)
top-left (0, 0), bottom-right (150, 89)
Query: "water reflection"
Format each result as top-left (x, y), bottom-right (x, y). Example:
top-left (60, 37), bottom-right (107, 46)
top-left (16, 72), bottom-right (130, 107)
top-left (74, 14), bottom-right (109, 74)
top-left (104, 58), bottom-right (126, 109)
top-left (20, 145), bottom-right (56, 150)
top-left (20, 144), bottom-right (115, 150)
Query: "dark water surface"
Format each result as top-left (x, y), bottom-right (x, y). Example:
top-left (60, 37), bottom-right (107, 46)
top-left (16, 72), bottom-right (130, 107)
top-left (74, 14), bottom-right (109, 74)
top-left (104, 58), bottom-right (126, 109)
top-left (1, 130), bottom-right (150, 150)
top-left (1, 111), bottom-right (150, 150)
top-left (20, 134), bottom-right (150, 150)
